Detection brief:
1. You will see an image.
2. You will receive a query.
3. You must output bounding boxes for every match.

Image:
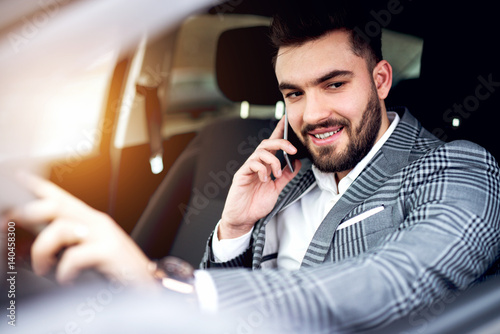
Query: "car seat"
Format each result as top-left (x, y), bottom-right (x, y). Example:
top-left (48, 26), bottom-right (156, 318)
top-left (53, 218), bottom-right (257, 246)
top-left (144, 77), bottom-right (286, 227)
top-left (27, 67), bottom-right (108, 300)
top-left (132, 26), bottom-right (284, 266)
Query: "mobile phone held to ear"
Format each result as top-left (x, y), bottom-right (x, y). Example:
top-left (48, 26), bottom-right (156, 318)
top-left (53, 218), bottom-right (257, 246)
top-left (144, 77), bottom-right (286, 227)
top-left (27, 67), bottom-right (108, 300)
top-left (283, 111), bottom-right (294, 173)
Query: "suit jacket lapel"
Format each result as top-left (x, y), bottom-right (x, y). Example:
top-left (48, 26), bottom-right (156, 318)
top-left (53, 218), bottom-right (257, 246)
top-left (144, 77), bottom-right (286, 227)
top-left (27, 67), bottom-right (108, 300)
top-left (301, 110), bottom-right (421, 267)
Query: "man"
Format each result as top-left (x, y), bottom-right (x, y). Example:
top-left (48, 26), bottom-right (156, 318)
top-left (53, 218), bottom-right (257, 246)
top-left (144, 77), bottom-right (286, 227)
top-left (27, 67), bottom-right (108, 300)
top-left (204, 1), bottom-right (393, 270)
top-left (5, 1), bottom-right (500, 332)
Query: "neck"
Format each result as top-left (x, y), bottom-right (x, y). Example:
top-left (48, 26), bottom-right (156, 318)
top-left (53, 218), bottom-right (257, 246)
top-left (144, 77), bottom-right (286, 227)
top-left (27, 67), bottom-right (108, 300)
top-left (336, 170), bottom-right (350, 184)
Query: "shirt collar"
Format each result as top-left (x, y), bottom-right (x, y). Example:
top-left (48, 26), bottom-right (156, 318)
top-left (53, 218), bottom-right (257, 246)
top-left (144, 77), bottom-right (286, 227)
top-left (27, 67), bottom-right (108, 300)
top-left (312, 111), bottom-right (400, 195)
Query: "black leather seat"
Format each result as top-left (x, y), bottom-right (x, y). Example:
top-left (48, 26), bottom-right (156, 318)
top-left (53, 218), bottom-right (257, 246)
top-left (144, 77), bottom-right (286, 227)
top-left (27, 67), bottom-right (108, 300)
top-left (132, 25), bottom-right (283, 266)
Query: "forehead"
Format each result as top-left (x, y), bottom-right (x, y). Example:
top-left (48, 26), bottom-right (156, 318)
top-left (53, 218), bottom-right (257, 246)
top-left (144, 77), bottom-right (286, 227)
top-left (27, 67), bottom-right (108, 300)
top-left (275, 30), bottom-right (367, 84)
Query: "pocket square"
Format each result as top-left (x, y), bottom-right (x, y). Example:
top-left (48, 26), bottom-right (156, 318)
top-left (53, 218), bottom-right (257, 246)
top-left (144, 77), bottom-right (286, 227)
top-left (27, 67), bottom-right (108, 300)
top-left (337, 205), bottom-right (385, 230)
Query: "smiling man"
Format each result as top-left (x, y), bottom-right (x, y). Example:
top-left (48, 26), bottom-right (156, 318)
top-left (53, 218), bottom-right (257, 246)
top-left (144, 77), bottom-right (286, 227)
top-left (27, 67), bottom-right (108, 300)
top-left (6, 1), bottom-right (500, 333)
top-left (276, 31), bottom-right (389, 177)
top-left (200, 0), bottom-right (500, 329)
top-left (207, 2), bottom-right (398, 270)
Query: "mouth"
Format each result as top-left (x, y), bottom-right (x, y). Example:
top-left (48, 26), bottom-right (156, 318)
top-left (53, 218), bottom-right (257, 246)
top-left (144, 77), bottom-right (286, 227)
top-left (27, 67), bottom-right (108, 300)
top-left (313, 127), bottom-right (343, 140)
top-left (307, 126), bottom-right (344, 146)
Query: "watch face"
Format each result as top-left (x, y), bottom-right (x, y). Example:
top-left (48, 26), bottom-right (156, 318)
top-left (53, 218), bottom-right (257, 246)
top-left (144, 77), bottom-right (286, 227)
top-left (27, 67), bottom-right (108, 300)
top-left (158, 256), bottom-right (195, 283)
top-left (154, 257), bottom-right (196, 295)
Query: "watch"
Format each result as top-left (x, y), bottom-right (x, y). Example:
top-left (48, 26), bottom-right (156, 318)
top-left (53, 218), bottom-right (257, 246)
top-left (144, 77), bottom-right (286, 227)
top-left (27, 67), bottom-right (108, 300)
top-left (151, 256), bottom-right (196, 295)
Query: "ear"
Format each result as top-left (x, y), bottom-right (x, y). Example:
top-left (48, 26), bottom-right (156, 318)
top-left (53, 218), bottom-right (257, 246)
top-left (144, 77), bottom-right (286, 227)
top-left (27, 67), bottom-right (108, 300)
top-left (372, 60), bottom-right (392, 100)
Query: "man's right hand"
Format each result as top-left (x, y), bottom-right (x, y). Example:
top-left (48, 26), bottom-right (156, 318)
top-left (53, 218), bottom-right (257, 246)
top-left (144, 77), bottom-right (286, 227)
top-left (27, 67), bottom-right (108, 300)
top-left (218, 117), bottom-right (302, 240)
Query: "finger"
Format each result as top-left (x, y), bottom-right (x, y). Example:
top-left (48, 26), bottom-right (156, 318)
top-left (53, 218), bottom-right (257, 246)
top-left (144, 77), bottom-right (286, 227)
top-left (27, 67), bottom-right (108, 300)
top-left (10, 173), bottom-right (90, 230)
top-left (252, 149), bottom-right (285, 178)
top-left (268, 116), bottom-right (286, 140)
top-left (245, 159), bottom-right (271, 183)
top-left (56, 244), bottom-right (101, 284)
top-left (258, 138), bottom-right (297, 156)
top-left (274, 159), bottom-right (302, 191)
top-left (31, 220), bottom-right (89, 276)
top-left (15, 171), bottom-right (67, 200)
top-left (9, 198), bottom-right (58, 226)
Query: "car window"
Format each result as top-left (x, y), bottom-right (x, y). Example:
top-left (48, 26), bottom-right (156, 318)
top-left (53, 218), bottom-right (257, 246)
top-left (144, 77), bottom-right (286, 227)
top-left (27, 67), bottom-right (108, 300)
top-left (382, 29), bottom-right (422, 85)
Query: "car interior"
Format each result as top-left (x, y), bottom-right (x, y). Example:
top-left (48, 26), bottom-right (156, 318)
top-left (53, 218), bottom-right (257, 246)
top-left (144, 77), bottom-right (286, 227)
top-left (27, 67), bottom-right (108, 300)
top-left (1, 0), bottom-right (499, 332)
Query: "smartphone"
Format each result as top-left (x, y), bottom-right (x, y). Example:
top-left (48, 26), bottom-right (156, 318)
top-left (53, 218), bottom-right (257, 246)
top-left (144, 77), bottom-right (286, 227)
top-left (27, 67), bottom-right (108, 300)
top-left (283, 111), bottom-right (294, 173)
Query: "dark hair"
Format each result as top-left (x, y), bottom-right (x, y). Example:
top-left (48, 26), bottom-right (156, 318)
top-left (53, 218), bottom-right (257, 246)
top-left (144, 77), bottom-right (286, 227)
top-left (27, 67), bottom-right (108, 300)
top-left (270, 0), bottom-right (382, 70)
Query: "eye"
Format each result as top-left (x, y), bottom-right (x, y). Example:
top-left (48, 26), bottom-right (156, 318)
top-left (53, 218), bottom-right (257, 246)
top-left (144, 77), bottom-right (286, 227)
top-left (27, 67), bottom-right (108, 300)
top-left (285, 91), bottom-right (303, 99)
top-left (327, 82), bottom-right (344, 89)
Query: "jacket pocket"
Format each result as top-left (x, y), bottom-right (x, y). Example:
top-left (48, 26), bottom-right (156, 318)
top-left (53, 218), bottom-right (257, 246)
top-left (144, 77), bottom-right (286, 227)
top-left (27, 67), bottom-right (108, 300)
top-left (332, 206), bottom-right (395, 261)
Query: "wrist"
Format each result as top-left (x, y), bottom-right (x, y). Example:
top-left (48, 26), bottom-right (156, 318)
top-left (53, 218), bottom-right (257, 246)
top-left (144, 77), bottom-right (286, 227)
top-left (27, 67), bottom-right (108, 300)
top-left (218, 220), bottom-right (253, 240)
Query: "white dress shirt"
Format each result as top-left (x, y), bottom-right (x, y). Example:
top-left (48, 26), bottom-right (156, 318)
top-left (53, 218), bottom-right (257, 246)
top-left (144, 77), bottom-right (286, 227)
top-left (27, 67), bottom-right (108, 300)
top-left (211, 112), bottom-right (400, 270)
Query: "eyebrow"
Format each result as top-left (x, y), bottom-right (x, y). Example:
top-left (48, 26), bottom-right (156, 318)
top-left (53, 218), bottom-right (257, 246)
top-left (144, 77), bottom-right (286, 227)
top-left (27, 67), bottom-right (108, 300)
top-left (278, 69), bottom-right (354, 92)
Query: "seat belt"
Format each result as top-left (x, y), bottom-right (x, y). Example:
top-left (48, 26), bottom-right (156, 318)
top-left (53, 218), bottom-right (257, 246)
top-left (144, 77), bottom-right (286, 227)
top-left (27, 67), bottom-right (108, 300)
top-left (136, 83), bottom-right (164, 174)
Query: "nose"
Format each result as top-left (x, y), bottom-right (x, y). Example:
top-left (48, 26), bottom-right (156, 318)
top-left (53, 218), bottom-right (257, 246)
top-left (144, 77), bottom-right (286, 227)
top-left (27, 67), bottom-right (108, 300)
top-left (302, 90), bottom-right (332, 125)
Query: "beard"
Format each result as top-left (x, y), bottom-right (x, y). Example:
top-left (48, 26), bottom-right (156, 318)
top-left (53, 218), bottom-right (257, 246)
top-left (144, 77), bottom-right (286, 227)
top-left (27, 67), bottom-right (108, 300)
top-left (301, 86), bottom-right (382, 174)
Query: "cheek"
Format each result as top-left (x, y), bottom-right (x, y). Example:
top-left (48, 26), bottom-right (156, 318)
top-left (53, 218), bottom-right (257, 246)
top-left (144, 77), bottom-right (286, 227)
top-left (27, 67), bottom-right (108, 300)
top-left (337, 88), bottom-right (371, 121)
top-left (287, 112), bottom-right (303, 137)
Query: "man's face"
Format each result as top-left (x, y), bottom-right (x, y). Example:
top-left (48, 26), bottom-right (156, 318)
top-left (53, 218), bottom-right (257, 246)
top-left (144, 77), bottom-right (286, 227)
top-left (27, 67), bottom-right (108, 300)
top-left (275, 30), bottom-right (387, 176)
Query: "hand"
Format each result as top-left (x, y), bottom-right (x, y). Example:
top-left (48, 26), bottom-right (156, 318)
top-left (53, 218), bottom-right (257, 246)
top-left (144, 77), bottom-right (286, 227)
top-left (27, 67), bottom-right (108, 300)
top-left (4, 172), bottom-right (156, 286)
top-left (219, 117), bottom-right (302, 239)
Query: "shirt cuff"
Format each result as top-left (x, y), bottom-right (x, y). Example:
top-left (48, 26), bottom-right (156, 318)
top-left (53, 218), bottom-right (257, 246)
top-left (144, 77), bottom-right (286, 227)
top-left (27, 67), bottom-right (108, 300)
top-left (193, 270), bottom-right (218, 314)
top-left (211, 220), bottom-right (253, 263)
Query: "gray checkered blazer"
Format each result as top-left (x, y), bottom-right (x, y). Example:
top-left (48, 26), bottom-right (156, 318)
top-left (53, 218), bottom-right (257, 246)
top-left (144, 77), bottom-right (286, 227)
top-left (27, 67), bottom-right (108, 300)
top-left (200, 109), bottom-right (500, 332)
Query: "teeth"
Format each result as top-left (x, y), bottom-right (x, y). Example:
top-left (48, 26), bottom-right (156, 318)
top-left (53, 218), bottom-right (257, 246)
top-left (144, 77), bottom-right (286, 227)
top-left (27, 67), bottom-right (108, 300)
top-left (314, 128), bottom-right (341, 139)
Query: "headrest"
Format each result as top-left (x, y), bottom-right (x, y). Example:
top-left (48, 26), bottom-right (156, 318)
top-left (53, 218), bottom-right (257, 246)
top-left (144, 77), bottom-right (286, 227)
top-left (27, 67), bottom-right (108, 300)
top-left (215, 26), bottom-right (283, 105)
